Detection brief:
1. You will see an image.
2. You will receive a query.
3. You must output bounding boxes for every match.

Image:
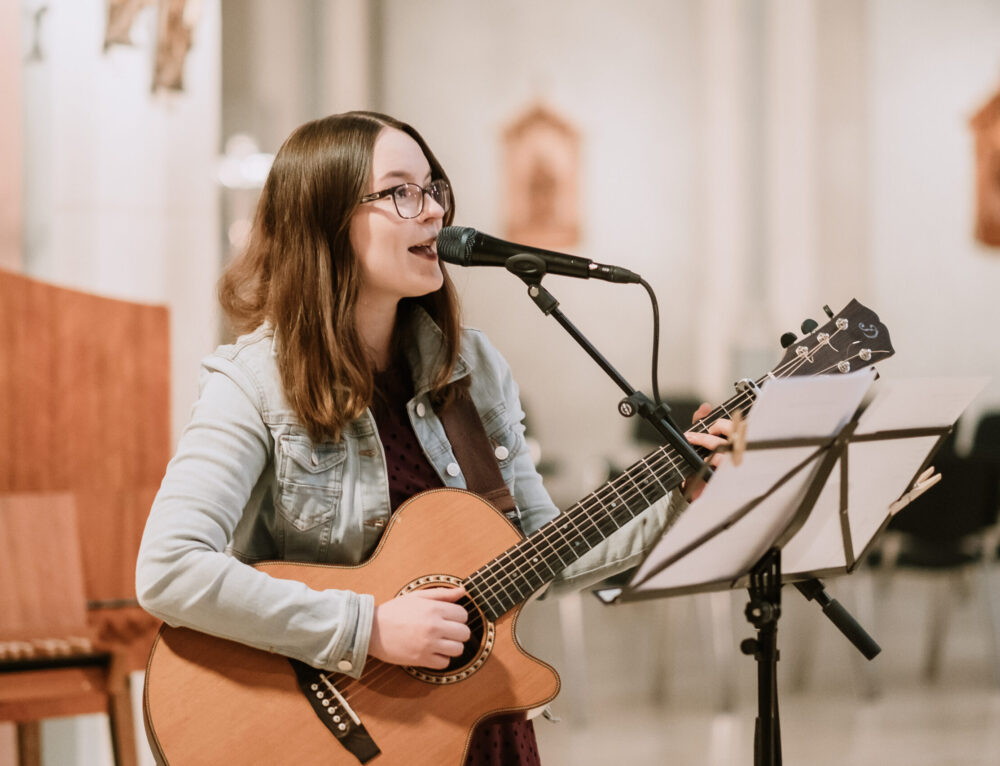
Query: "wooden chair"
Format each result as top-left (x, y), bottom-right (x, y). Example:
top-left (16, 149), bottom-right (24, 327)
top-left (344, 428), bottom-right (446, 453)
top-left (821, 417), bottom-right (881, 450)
top-left (0, 270), bottom-right (170, 765)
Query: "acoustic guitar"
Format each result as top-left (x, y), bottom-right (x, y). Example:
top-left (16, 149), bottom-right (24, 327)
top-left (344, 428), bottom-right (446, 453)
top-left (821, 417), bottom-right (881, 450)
top-left (143, 299), bottom-right (893, 764)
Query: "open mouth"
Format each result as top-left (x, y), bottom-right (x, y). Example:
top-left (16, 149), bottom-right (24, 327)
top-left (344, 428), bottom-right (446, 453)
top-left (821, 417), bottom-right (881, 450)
top-left (408, 239), bottom-right (437, 258)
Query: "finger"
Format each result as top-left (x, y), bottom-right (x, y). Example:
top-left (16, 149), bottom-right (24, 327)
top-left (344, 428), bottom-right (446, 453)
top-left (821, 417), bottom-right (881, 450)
top-left (441, 621), bottom-right (473, 643)
top-left (685, 432), bottom-right (727, 450)
top-left (692, 403), bottom-right (712, 424)
top-left (436, 639), bottom-right (466, 657)
top-left (707, 418), bottom-right (734, 437)
top-left (414, 587), bottom-right (466, 602)
top-left (424, 653), bottom-right (450, 670)
top-left (437, 603), bottom-right (470, 623)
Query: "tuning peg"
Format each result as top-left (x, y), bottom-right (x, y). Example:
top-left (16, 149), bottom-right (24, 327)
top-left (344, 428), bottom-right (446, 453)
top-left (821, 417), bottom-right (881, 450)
top-left (823, 305), bottom-right (833, 318)
top-left (801, 318), bottom-right (818, 334)
top-left (780, 332), bottom-right (797, 348)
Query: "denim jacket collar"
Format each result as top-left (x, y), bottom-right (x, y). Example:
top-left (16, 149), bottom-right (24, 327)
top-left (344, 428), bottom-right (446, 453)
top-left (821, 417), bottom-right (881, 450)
top-left (402, 305), bottom-right (472, 396)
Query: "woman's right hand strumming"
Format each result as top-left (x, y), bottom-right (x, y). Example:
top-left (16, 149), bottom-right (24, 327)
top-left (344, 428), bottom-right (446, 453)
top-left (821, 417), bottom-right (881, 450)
top-left (368, 587), bottom-right (471, 668)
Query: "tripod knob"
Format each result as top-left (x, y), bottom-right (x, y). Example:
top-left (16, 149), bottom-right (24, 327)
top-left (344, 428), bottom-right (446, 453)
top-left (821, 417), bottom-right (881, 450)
top-left (740, 638), bottom-right (759, 656)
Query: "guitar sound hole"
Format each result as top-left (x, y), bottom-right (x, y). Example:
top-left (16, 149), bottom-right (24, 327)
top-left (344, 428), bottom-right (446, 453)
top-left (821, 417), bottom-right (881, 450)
top-left (441, 595), bottom-right (486, 673)
top-left (400, 577), bottom-right (496, 684)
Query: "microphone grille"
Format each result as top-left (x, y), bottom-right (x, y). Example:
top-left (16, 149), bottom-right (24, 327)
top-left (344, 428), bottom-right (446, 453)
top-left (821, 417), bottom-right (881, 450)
top-left (436, 226), bottom-right (476, 265)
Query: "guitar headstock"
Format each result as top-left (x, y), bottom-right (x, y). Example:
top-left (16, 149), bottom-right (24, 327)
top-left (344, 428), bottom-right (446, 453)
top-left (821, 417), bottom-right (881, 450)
top-left (770, 299), bottom-right (894, 380)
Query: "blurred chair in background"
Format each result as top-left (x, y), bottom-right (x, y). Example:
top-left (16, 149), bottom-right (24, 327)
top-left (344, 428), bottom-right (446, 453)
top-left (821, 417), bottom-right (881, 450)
top-left (876, 422), bottom-right (1000, 684)
top-left (0, 270), bottom-right (170, 766)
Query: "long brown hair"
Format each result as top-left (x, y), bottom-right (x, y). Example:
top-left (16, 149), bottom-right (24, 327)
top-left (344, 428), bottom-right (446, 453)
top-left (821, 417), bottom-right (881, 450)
top-left (219, 111), bottom-right (462, 442)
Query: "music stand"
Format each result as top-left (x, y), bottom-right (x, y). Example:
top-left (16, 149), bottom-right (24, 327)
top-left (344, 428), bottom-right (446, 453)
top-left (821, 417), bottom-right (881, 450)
top-left (602, 370), bottom-right (986, 766)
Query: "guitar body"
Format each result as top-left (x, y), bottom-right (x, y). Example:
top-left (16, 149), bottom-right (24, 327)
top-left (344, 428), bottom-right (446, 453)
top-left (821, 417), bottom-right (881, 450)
top-left (143, 489), bottom-right (560, 765)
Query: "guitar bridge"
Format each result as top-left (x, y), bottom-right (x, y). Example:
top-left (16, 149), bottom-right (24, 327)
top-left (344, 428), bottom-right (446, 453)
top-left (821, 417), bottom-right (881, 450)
top-left (288, 659), bottom-right (381, 764)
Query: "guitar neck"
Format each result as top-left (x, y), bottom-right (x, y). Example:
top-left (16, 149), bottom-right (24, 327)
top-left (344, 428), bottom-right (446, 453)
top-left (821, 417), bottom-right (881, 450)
top-left (464, 388), bottom-right (758, 621)
top-left (464, 298), bottom-right (895, 621)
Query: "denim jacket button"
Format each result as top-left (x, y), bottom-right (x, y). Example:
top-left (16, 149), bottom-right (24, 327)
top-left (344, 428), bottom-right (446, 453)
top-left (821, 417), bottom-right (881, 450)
top-left (336, 660), bottom-right (353, 672)
top-left (494, 445), bottom-right (509, 460)
top-left (446, 462), bottom-right (461, 477)
top-left (415, 402), bottom-right (427, 417)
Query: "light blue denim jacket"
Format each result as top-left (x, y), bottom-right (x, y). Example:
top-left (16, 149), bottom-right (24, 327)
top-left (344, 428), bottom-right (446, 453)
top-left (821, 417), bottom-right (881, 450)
top-left (136, 307), bottom-right (684, 679)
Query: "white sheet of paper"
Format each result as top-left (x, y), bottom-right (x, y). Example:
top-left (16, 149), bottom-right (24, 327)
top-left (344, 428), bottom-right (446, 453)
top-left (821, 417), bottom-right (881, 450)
top-left (630, 371), bottom-right (876, 593)
top-left (630, 374), bottom-right (987, 596)
top-left (781, 376), bottom-right (988, 574)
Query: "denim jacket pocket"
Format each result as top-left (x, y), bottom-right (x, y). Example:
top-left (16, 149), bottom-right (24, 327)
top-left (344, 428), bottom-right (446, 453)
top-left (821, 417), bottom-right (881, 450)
top-left (276, 434), bottom-right (347, 531)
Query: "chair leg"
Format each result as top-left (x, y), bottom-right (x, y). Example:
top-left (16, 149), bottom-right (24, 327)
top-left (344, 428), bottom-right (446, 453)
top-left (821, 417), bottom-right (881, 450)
top-left (923, 575), bottom-right (956, 682)
top-left (106, 656), bottom-right (139, 766)
top-left (845, 571), bottom-right (881, 700)
top-left (978, 557), bottom-right (1000, 687)
top-left (557, 592), bottom-right (589, 725)
top-left (647, 601), bottom-right (672, 706)
top-left (787, 599), bottom-right (820, 693)
top-left (696, 590), bottom-right (737, 712)
top-left (15, 723), bottom-right (41, 766)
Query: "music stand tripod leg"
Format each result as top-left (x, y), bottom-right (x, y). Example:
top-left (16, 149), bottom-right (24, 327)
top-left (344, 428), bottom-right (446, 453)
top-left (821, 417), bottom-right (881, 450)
top-left (741, 547), bottom-right (783, 766)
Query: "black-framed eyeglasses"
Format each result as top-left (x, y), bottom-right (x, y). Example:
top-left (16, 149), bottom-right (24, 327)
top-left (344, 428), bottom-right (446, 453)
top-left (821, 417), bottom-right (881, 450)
top-left (359, 179), bottom-right (452, 219)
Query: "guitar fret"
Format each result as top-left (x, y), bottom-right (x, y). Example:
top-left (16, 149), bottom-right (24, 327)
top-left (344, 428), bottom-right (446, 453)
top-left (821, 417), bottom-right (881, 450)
top-left (622, 467), bottom-right (655, 508)
top-left (641, 454), bottom-right (668, 494)
top-left (465, 580), bottom-right (503, 620)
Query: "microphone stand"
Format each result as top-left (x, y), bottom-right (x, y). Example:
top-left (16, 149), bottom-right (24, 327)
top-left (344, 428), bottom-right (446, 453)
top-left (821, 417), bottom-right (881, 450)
top-left (504, 254), bottom-right (881, 766)
top-left (503, 253), bottom-right (711, 483)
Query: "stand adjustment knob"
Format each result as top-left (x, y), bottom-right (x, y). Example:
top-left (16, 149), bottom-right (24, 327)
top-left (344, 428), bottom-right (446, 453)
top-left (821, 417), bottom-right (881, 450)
top-left (745, 601), bottom-right (778, 623)
top-left (740, 638), bottom-right (759, 655)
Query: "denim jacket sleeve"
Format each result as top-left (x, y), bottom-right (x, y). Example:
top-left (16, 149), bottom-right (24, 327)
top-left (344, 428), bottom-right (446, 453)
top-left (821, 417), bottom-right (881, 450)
top-left (475, 331), bottom-right (688, 599)
top-left (135, 365), bottom-right (374, 679)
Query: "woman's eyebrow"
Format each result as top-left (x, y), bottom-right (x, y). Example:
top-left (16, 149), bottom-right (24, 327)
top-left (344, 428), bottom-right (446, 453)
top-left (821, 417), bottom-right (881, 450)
top-left (375, 169), bottom-right (433, 186)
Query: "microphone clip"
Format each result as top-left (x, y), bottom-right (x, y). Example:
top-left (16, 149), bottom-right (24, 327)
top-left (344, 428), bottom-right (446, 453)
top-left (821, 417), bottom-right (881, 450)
top-left (507, 254), bottom-right (560, 315)
top-left (504, 253), bottom-right (549, 285)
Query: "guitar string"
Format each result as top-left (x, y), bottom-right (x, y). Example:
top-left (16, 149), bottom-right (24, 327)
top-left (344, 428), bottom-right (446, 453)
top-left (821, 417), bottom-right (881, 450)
top-left (329, 338), bottom-right (884, 698)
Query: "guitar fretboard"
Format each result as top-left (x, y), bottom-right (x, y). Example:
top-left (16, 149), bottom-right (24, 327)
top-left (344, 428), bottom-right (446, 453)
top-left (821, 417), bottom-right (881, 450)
top-left (463, 394), bottom-right (754, 621)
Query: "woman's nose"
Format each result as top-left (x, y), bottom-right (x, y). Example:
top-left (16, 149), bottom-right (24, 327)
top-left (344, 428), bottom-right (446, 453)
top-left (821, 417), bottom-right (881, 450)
top-left (420, 191), bottom-right (446, 221)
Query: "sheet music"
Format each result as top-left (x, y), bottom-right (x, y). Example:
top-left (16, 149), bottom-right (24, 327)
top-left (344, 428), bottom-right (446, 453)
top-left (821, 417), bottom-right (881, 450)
top-left (630, 371), bottom-right (876, 593)
top-left (628, 374), bottom-right (987, 597)
top-left (782, 376), bottom-right (988, 574)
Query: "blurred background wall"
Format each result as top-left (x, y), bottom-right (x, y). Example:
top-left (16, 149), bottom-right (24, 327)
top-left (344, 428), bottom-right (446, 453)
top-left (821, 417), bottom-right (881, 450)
top-left (3, 0), bottom-right (1000, 763)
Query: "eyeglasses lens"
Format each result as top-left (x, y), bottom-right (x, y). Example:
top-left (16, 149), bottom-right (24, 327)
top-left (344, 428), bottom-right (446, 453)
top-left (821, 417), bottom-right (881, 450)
top-left (392, 181), bottom-right (451, 218)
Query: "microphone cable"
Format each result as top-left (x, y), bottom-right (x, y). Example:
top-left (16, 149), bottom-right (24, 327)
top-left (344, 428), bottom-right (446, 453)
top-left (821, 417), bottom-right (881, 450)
top-left (638, 277), bottom-right (663, 406)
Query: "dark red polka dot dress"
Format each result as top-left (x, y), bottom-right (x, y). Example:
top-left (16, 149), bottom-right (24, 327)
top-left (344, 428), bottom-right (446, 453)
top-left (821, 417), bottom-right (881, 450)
top-left (372, 364), bottom-right (543, 766)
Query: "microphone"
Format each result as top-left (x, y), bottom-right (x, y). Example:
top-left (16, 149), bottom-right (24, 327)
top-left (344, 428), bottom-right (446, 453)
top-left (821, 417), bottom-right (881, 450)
top-left (436, 226), bottom-right (641, 284)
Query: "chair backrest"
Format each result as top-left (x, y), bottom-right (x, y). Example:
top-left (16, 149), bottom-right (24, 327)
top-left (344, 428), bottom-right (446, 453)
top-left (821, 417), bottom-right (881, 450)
top-left (972, 411), bottom-right (1000, 461)
top-left (0, 493), bottom-right (89, 642)
top-left (0, 269), bottom-right (169, 662)
top-left (889, 453), bottom-right (1000, 540)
